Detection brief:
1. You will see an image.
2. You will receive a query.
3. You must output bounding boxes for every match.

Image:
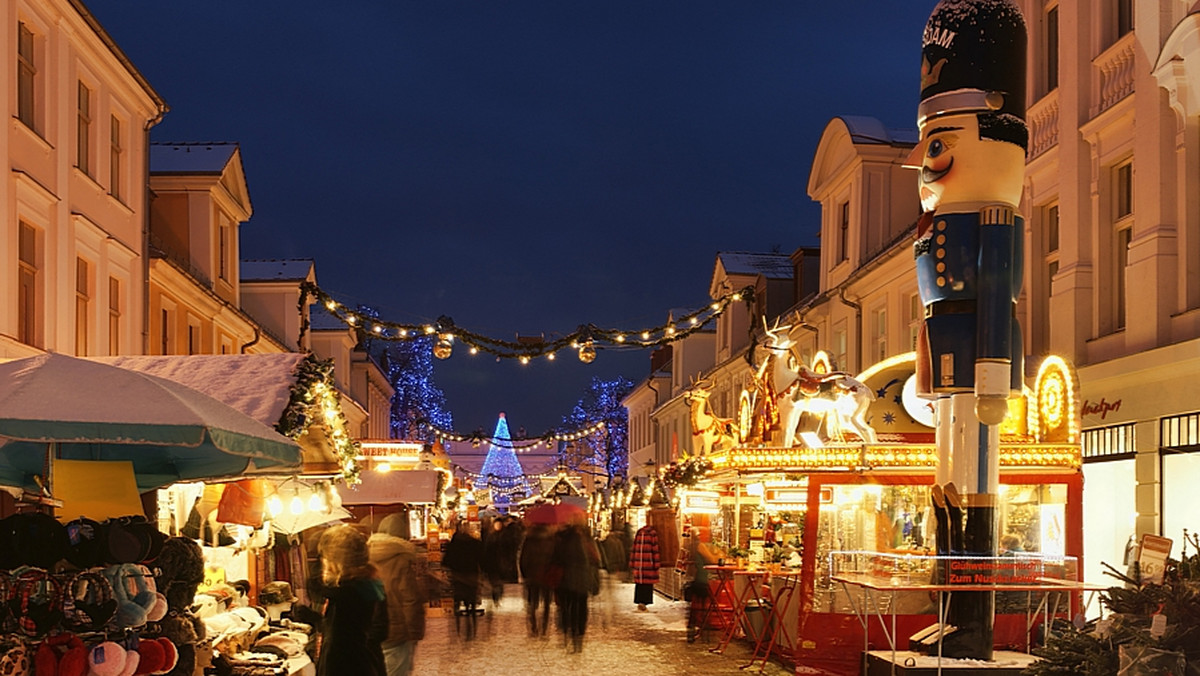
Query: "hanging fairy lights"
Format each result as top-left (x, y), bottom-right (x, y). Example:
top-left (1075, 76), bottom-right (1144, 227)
top-left (422, 419), bottom-right (606, 452)
top-left (297, 281), bottom-right (756, 363)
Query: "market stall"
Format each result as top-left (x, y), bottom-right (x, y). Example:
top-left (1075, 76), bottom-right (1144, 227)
top-left (680, 353), bottom-right (1083, 675)
top-left (0, 352), bottom-right (306, 675)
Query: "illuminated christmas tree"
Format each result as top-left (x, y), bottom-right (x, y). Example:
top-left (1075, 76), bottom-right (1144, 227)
top-left (560, 376), bottom-right (633, 482)
top-left (480, 413), bottom-right (527, 506)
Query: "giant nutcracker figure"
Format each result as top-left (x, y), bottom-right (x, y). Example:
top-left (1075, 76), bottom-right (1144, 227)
top-left (904, 0), bottom-right (1027, 660)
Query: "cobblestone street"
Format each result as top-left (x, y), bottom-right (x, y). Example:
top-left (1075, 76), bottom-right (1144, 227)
top-left (413, 575), bottom-right (793, 676)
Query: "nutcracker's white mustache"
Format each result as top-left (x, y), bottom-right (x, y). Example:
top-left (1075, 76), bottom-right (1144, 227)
top-left (921, 159), bottom-right (953, 184)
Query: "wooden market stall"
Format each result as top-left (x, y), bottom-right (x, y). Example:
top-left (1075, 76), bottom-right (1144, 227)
top-left (685, 353), bottom-right (1083, 675)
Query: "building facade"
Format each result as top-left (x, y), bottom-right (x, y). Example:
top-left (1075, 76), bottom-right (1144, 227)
top-left (3, 0), bottom-right (165, 359)
top-left (1016, 0), bottom-right (1200, 585)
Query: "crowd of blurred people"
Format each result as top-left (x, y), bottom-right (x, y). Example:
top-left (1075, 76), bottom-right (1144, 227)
top-left (293, 507), bottom-right (652, 675)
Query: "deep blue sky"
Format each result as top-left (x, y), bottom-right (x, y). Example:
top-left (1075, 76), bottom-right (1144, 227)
top-left (86, 2), bottom-right (932, 437)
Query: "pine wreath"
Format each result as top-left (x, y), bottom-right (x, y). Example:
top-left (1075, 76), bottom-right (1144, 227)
top-left (660, 456), bottom-right (714, 488)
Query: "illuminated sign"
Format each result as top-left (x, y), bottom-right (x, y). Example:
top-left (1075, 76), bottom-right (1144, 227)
top-left (683, 490), bottom-right (721, 513)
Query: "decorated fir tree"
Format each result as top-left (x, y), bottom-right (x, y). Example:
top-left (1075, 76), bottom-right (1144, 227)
top-left (479, 413), bottom-right (529, 505)
top-left (1026, 530), bottom-right (1200, 675)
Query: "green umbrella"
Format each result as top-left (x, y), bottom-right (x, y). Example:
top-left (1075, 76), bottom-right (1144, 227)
top-left (0, 353), bottom-right (301, 493)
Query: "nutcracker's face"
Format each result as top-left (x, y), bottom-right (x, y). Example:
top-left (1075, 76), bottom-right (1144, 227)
top-left (904, 111), bottom-right (1025, 212)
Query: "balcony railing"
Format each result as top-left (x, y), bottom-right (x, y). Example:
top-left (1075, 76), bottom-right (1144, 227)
top-left (1092, 32), bottom-right (1136, 118)
top-left (1027, 90), bottom-right (1059, 159)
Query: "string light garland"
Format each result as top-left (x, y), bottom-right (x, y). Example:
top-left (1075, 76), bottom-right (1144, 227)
top-left (297, 281), bottom-right (756, 363)
top-left (422, 420), bottom-right (607, 452)
top-left (276, 354), bottom-right (362, 484)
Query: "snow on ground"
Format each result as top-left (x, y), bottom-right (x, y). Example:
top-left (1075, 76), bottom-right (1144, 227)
top-left (414, 575), bottom-right (793, 676)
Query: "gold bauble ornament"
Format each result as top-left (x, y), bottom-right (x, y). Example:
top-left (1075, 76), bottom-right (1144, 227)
top-left (433, 334), bottom-right (454, 360)
top-left (578, 341), bottom-right (597, 364)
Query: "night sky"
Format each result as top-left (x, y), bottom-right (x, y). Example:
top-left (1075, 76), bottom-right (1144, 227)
top-left (85, 2), bottom-right (932, 440)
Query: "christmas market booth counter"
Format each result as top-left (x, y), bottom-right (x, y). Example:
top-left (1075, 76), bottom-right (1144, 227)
top-left (97, 353), bottom-right (368, 674)
top-left (99, 353), bottom-right (361, 596)
top-left (0, 353), bottom-right (310, 675)
top-left (677, 353), bottom-right (1084, 676)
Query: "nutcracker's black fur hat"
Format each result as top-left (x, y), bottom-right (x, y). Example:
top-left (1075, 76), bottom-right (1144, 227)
top-left (918, 0), bottom-right (1028, 151)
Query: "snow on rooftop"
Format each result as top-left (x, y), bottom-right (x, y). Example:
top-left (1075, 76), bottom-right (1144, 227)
top-left (241, 259), bottom-right (315, 282)
top-left (839, 116), bottom-right (919, 146)
top-left (716, 251), bottom-right (794, 279)
top-left (309, 306), bottom-right (351, 331)
top-left (150, 142), bottom-right (238, 174)
top-left (92, 353), bottom-right (307, 427)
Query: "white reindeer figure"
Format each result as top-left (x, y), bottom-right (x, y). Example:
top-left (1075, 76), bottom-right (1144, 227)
top-left (762, 321), bottom-right (878, 447)
top-left (685, 377), bottom-right (738, 456)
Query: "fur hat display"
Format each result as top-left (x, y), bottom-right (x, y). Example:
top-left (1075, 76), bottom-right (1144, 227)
top-left (65, 518), bottom-right (106, 570)
top-left (154, 538), bottom-right (204, 612)
top-left (0, 512), bottom-right (70, 569)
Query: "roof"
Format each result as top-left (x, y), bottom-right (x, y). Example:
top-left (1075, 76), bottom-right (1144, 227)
top-left (309, 306), bottom-right (350, 331)
top-left (150, 142), bottom-right (239, 174)
top-left (92, 354), bottom-right (307, 427)
top-left (241, 259), bottom-right (315, 282)
top-left (838, 116), bottom-right (919, 146)
top-left (715, 252), bottom-right (794, 280)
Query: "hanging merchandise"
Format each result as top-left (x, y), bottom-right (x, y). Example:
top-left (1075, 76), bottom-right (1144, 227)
top-left (217, 479), bottom-right (271, 528)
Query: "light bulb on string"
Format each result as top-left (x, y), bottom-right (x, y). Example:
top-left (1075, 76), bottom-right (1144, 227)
top-left (268, 496), bottom-right (283, 518)
top-left (308, 489), bottom-right (324, 512)
top-left (290, 496), bottom-right (304, 515)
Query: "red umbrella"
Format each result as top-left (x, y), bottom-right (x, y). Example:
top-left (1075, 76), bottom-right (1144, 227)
top-left (524, 502), bottom-right (586, 525)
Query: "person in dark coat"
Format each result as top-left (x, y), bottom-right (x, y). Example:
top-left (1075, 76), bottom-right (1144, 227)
top-left (316, 524), bottom-right (388, 676)
top-left (440, 522), bottom-right (485, 638)
top-left (552, 521), bottom-right (600, 653)
top-left (519, 523), bottom-right (556, 637)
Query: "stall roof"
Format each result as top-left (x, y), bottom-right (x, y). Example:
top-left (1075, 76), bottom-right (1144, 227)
top-left (93, 354), bottom-right (306, 427)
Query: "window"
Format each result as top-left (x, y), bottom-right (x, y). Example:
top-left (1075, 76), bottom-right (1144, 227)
top-left (159, 307), bottom-right (175, 355)
top-left (1047, 204), bottom-right (1060, 254)
top-left (108, 277), bottom-right (121, 356)
top-left (75, 258), bottom-right (91, 355)
top-left (77, 82), bottom-right (92, 176)
top-left (838, 201), bottom-right (850, 263)
top-left (872, 307), bottom-right (888, 363)
top-left (18, 223), bottom-right (40, 347)
top-left (18, 22), bottom-right (37, 130)
top-left (110, 116), bottom-right (123, 200)
top-left (1045, 4), bottom-right (1059, 92)
top-left (1112, 162), bottom-right (1133, 330)
top-left (218, 216), bottom-right (231, 281)
top-left (1083, 422), bottom-right (1136, 459)
top-left (1116, 0), bottom-right (1133, 38)
top-left (187, 318), bottom-right (201, 355)
top-left (1115, 226), bottom-right (1131, 330)
top-left (1115, 162), bottom-right (1133, 220)
top-left (908, 293), bottom-right (922, 352)
top-left (833, 324), bottom-right (848, 372)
